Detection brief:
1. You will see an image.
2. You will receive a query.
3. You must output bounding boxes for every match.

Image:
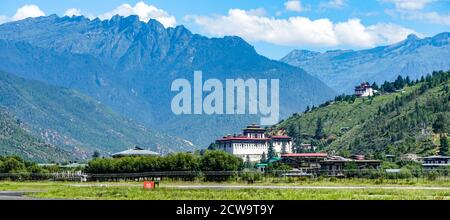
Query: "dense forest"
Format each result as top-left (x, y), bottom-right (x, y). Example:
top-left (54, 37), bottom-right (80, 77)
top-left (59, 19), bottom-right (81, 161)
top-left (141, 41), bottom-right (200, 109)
top-left (274, 70), bottom-right (450, 159)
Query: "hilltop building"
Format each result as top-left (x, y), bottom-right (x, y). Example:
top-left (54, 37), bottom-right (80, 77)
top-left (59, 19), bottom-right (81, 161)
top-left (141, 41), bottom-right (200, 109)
top-left (216, 124), bottom-right (293, 162)
top-left (355, 82), bottom-right (374, 97)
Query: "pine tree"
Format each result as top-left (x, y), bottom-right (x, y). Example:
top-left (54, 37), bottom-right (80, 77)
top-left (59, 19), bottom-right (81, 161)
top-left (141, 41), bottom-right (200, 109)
top-left (439, 136), bottom-right (449, 156)
top-left (267, 139), bottom-right (276, 159)
top-left (433, 114), bottom-right (447, 134)
top-left (315, 117), bottom-right (324, 139)
top-left (304, 106), bottom-right (310, 113)
top-left (406, 76), bottom-right (412, 86)
top-left (371, 82), bottom-right (379, 90)
top-left (245, 155), bottom-right (252, 168)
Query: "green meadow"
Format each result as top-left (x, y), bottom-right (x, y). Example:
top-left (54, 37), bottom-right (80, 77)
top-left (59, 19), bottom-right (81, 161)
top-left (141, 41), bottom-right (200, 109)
top-left (1, 180), bottom-right (450, 200)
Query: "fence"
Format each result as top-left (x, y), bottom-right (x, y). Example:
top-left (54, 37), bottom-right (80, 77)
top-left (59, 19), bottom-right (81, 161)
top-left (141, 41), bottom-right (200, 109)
top-left (0, 171), bottom-right (87, 181)
top-left (1, 169), bottom-right (448, 182)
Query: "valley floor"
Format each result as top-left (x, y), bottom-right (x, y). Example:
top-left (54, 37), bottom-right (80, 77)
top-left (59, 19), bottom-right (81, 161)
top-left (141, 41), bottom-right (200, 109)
top-left (1, 180), bottom-right (450, 200)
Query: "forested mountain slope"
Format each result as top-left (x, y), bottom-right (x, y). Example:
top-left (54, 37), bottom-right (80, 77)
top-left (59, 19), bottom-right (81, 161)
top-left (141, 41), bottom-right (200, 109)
top-left (275, 71), bottom-right (450, 158)
top-left (0, 70), bottom-right (195, 160)
top-left (0, 108), bottom-right (74, 162)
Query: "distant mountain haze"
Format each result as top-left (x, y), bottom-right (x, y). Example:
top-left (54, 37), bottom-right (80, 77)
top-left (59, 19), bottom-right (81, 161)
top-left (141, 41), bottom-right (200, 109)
top-left (0, 15), bottom-right (336, 147)
top-left (281, 33), bottom-right (450, 93)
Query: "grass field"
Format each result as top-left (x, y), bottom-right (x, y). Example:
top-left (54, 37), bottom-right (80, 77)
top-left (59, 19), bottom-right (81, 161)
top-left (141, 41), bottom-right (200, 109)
top-left (1, 179), bottom-right (450, 200)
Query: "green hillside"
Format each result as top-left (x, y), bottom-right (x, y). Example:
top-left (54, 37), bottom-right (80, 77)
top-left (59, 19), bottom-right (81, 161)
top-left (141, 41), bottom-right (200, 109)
top-left (275, 71), bottom-right (450, 159)
top-left (0, 70), bottom-right (196, 161)
top-left (0, 107), bottom-right (74, 162)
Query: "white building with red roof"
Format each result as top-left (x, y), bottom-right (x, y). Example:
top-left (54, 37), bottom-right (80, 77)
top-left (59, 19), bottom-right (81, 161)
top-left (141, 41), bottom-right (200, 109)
top-left (216, 124), bottom-right (293, 162)
top-left (355, 82), bottom-right (374, 97)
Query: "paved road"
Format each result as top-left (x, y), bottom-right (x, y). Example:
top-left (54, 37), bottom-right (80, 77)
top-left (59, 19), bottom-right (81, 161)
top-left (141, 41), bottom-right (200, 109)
top-left (0, 191), bottom-right (42, 200)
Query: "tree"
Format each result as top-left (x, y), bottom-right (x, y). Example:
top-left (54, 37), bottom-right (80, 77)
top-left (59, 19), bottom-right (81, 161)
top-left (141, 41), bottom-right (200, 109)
top-left (406, 76), bottom-right (412, 86)
top-left (207, 143), bottom-right (219, 150)
top-left (439, 136), bottom-right (449, 156)
top-left (267, 140), bottom-right (276, 159)
top-left (245, 155), bottom-right (252, 169)
top-left (433, 114), bottom-right (448, 134)
top-left (287, 123), bottom-right (302, 147)
top-left (92, 151), bottom-right (100, 159)
top-left (199, 150), bottom-right (243, 171)
top-left (371, 82), bottom-right (379, 90)
top-left (0, 157), bottom-right (26, 173)
top-left (260, 152), bottom-right (267, 163)
top-left (314, 117), bottom-right (324, 139)
top-left (304, 106), bottom-right (310, 113)
top-left (414, 100), bottom-right (420, 116)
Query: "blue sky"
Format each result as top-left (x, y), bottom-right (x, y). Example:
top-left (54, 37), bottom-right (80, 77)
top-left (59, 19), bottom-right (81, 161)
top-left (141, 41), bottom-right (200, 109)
top-left (0, 0), bottom-right (449, 59)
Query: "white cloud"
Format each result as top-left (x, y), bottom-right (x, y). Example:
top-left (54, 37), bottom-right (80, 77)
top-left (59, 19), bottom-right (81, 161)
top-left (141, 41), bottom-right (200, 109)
top-left (188, 9), bottom-right (420, 48)
top-left (64, 8), bottom-right (82, 17)
top-left (367, 23), bottom-right (424, 44)
top-left (12, 4), bottom-right (45, 21)
top-left (383, 0), bottom-right (434, 11)
top-left (320, 0), bottom-right (347, 9)
top-left (0, 4), bottom-right (45, 24)
top-left (98, 1), bottom-right (176, 27)
top-left (284, 1), bottom-right (305, 12)
top-left (405, 11), bottom-right (450, 25)
top-left (383, 0), bottom-right (450, 26)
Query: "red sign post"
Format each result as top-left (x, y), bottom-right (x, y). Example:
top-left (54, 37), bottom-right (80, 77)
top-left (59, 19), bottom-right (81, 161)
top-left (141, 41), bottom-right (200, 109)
top-left (143, 181), bottom-right (155, 189)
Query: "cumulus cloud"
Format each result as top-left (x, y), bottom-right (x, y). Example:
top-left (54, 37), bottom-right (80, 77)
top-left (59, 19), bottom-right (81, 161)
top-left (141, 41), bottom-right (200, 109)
top-left (188, 9), bottom-right (420, 48)
top-left (0, 4), bottom-right (45, 24)
top-left (284, 1), bottom-right (305, 12)
top-left (98, 1), bottom-right (176, 27)
top-left (64, 8), bottom-right (82, 17)
top-left (12, 4), bottom-right (45, 21)
top-left (383, 0), bottom-right (450, 26)
top-left (383, 0), bottom-right (434, 11)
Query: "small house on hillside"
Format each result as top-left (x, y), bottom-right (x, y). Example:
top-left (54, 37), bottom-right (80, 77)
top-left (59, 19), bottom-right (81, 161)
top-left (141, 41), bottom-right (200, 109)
top-left (112, 146), bottom-right (160, 158)
top-left (355, 82), bottom-right (374, 97)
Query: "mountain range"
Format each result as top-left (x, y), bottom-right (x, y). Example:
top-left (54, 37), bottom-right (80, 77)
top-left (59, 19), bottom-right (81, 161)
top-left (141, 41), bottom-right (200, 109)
top-left (281, 33), bottom-right (450, 93)
top-left (0, 15), bottom-right (336, 147)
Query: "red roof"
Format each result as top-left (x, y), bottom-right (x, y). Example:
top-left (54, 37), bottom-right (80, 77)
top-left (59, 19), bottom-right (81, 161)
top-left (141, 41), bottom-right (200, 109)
top-left (281, 153), bottom-right (328, 157)
top-left (217, 137), bottom-right (270, 141)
